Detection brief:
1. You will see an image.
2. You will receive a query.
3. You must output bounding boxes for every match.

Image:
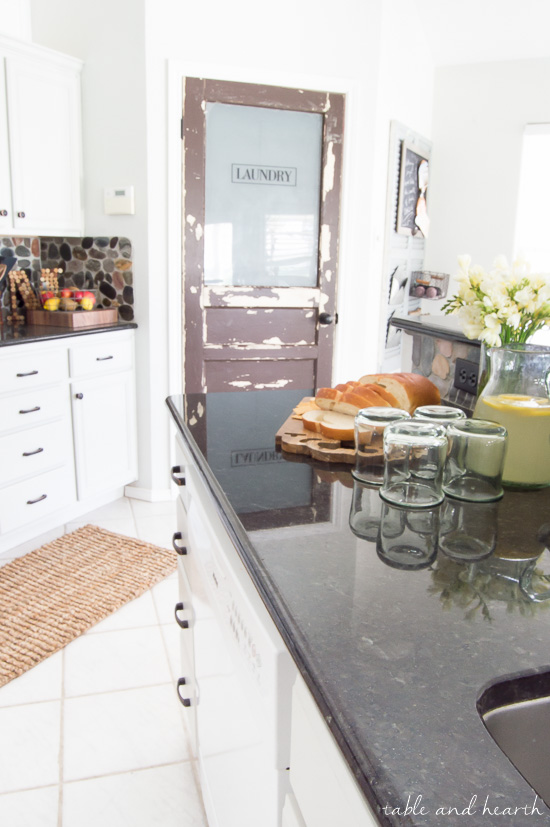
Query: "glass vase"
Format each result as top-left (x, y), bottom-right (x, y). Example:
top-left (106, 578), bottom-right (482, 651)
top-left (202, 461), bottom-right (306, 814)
top-left (473, 343), bottom-right (550, 489)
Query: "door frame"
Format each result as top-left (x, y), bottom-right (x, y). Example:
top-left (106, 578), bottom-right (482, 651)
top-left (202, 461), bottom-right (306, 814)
top-left (166, 62), bottom-right (360, 398)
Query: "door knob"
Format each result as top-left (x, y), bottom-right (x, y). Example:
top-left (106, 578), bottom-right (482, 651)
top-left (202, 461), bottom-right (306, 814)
top-left (319, 312), bottom-right (334, 325)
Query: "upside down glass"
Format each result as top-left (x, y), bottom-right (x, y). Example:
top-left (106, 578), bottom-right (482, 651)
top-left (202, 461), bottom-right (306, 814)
top-left (442, 419), bottom-right (507, 502)
top-left (352, 407), bottom-right (411, 485)
top-left (380, 421), bottom-right (447, 508)
top-left (413, 405), bottom-right (467, 428)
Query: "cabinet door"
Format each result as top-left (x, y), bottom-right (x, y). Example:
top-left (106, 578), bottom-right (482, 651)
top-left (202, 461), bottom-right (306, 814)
top-left (5, 53), bottom-right (83, 235)
top-left (0, 58), bottom-right (12, 232)
top-left (71, 371), bottom-right (137, 500)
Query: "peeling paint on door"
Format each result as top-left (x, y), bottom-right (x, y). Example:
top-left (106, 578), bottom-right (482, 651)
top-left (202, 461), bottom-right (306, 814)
top-left (182, 77), bottom-right (344, 394)
top-left (322, 142), bottom-right (335, 199)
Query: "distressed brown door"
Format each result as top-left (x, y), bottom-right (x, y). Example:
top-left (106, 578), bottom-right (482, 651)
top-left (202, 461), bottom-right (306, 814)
top-left (182, 78), bottom-right (344, 394)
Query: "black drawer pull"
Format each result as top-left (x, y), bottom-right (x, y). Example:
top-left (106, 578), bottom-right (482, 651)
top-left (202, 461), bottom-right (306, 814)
top-left (23, 447), bottom-right (44, 457)
top-left (96, 355), bottom-right (114, 361)
top-left (27, 494), bottom-right (47, 505)
top-left (0, 209), bottom-right (7, 217)
top-left (75, 393), bottom-right (84, 400)
top-left (174, 602), bottom-right (189, 629)
top-left (17, 211), bottom-right (26, 218)
top-left (176, 677), bottom-right (191, 707)
top-left (170, 465), bottom-right (186, 486)
top-left (19, 406), bottom-right (40, 414)
top-left (172, 531), bottom-right (187, 555)
top-left (16, 370), bottom-right (38, 377)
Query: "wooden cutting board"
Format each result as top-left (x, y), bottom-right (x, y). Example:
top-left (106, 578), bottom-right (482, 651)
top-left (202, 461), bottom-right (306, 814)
top-left (275, 397), bottom-right (384, 465)
top-left (26, 307), bottom-right (118, 328)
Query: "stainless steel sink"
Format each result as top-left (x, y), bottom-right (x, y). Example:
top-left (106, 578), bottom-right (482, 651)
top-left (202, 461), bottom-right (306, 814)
top-left (478, 671), bottom-right (550, 806)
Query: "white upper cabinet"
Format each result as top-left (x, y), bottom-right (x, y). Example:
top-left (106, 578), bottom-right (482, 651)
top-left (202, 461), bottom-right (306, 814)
top-left (0, 35), bottom-right (83, 236)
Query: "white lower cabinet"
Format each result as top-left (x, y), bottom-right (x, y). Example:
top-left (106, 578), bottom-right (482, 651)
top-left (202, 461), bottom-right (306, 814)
top-left (171, 431), bottom-right (381, 827)
top-left (71, 369), bottom-right (137, 500)
top-left (0, 329), bottom-right (137, 553)
top-left (288, 674), bottom-right (380, 827)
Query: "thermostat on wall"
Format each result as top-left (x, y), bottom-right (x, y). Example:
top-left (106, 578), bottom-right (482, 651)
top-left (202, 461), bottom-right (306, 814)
top-left (104, 186), bottom-right (135, 215)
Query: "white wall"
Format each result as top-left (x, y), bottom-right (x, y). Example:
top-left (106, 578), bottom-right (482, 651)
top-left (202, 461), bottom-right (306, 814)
top-left (370, 0), bottom-right (434, 354)
top-left (424, 57), bottom-right (550, 305)
top-left (144, 0), bottom-right (385, 392)
top-left (30, 0), bottom-right (168, 498)
top-left (0, 0), bottom-right (31, 40)
top-left (30, 0), bottom-right (436, 496)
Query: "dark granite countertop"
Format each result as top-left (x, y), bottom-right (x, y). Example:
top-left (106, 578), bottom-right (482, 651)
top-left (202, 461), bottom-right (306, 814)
top-left (167, 389), bottom-right (550, 826)
top-left (0, 318), bottom-right (137, 346)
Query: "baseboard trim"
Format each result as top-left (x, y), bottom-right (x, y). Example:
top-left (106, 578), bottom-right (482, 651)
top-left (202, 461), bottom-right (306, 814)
top-left (124, 485), bottom-right (175, 503)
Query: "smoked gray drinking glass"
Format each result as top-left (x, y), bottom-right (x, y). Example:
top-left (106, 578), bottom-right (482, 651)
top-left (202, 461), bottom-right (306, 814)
top-left (413, 405), bottom-right (467, 428)
top-left (442, 419), bottom-right (507, 502)
top-left (376, 501), bottom-right (439, 569)
top-left (380, 420), bottom-right (448, 508)
top-left (438, 499), bottom-right (498, 561)
top-left (352, 407), bottom-right (410, 485)
top-left (349, 480), bottom-right (385, 542)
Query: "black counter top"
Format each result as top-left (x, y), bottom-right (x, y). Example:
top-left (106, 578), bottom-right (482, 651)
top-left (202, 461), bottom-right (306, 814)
top-left (167, 390), bottom-right (550, 826)
top-left (0, 319), bottom-right (137, 346)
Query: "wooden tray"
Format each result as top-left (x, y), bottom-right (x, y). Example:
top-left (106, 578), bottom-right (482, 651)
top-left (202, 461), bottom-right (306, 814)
top-left (26, 307), bottom-right (119, 328)
top-left (275, 397), bottom-right (383, 465)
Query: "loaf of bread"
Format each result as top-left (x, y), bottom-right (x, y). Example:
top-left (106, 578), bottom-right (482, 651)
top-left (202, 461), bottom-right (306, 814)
top-left (359, 373), bottom-right (440, 413)
top-left (314, 373), bottom-right (440, 417)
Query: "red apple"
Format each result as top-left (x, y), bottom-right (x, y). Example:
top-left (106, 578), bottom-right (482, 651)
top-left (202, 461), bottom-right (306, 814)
top-left (73, 291), bottom-right (84, 301)
top-left (60, 288), bottom-right (73, 298)
top-left (82, 291), bottom-right (96, 305)
top-left (40, 290), bottom-right (54, 304)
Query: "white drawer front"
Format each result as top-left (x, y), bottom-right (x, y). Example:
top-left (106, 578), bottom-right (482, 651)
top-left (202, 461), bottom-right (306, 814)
top-left (0, 385), bottom-right (69, 434)
top-left (0, 465), bottom-right (76, 534)
top-left (69, 337), bottom-right (133, 378)
top-left (0, 347), bottom-right (68, 393)
top-left (0, 420), bottom-right (72, 487)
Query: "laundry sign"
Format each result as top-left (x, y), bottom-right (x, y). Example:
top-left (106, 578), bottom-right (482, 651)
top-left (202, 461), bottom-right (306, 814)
top-left (231, 448), bottom-right (285, 467)
top-left (231, 163), bottom-right (297, 186)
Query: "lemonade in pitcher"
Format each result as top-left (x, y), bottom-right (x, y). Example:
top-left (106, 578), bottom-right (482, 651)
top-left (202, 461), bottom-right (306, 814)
top-left (473, 345), bottom-right (550, 489)
top-left (473, 394), bottom-right (550, 486)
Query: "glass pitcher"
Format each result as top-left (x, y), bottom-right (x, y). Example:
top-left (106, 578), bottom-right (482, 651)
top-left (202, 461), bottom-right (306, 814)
top-left (473, 344), bottom-right (550, 488)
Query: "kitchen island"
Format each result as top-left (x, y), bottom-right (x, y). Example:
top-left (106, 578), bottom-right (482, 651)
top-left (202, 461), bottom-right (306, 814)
top-left (167, 389), bottom-right (550, 826)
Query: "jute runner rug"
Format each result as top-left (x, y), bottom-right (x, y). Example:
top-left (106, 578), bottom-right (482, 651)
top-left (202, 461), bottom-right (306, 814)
top-left (0, 524), bottom-right (177, 687)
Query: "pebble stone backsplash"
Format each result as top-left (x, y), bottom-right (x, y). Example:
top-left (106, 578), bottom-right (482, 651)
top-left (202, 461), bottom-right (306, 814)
top-left (0, 236), bottom-right (134, 321)
top-left (410, 332), bottom-right (481, 412)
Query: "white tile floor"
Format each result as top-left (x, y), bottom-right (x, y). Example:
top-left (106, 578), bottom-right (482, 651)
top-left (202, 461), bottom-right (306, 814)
top-left (0, 497), bottom-right (209, 827)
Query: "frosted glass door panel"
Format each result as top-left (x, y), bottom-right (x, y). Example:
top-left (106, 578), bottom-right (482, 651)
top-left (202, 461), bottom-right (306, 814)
top-left (204, 103), bottom-right (322, 287)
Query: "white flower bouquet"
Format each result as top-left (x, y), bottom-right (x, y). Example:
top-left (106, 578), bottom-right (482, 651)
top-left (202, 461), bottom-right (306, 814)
top-left (442, 254), bottom-right (550, 346)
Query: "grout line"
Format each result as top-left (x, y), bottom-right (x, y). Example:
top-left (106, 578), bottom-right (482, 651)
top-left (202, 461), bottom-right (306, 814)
top-left (0, 758), bottom-right (197, 798)
top-left (62, 758), bottom-right (196, 787)
top-left (57, 647), bottom-right (66, 827)
top-left (0, 680), bottom-right (176, 711)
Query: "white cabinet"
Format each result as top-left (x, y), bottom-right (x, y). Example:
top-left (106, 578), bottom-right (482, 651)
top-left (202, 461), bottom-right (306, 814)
top-left (0, 34), bottom-right (83, 236)
top-left (170, 426), bottom-right (381, 827)
top-left (287, 674), bottom-right (379, 827)
top-left (70, 331), bottom-right (138, 501)
top-left (0, 338), bottom-right (76, 544)
top-left (0, 329), bottom-right (137, 553)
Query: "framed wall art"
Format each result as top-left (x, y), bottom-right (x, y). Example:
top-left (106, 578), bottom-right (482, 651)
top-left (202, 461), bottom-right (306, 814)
top-left (396, 141), bottom-right (430, 238)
